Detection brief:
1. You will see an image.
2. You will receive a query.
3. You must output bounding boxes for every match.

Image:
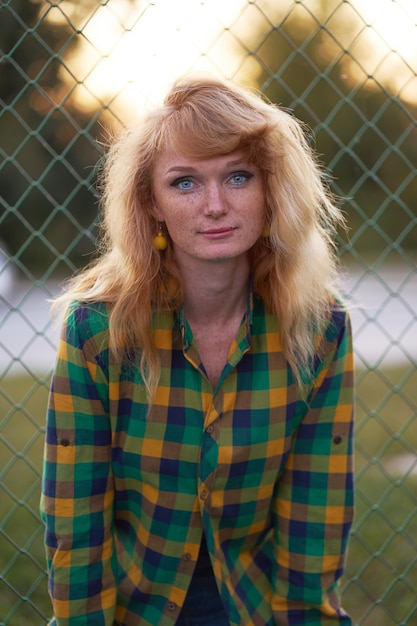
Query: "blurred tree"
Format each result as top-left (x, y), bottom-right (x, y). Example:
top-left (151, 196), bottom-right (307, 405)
top-left (236, 0), bottom-right (417, 259)
top-left (1, 0), bottom-right (416, 275)
top-left (0, 0), bottom-right (104, 277)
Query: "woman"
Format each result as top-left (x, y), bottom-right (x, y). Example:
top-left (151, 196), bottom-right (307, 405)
top-left (41, 75), bottom-right (354, 626)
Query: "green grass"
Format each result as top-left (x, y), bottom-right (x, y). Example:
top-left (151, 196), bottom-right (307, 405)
top-left (0, 373), bottom-right (51, 625)
top-left (0, 367), bottom-right (416, 625)
top-left (343, 365), bottom-right (417, 625)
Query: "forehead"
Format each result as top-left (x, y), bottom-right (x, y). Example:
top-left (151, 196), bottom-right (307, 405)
top-left (152, 146), bottom-right (252, 174)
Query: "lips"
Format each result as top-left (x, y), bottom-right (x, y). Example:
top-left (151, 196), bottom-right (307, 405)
top-left (200, 227), bottom-right (236, 237)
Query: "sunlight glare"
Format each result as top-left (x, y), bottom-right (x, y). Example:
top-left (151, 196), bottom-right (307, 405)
top-left (68, 0), bottom-right (247, 120)
top-left (64, 0), bottom-right (417, 119)
top-left (352, 0), bottom-right (417, 101)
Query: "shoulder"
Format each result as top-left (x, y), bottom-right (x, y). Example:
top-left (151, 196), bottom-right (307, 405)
top-left (323, 296), bottom-right (352, 345)
top-left (311, 296), bottom-right (353, 378)
top-left (63, 301), bottom-right (110, 349)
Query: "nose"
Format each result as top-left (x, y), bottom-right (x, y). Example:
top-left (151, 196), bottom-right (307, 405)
top-left (204, 182), bottom-right (227, 217)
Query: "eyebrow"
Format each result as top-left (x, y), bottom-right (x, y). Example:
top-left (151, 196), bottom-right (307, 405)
top-left (165, 158), bottom-right (252, 175)
top-left (165, 166), bottom-right (198, 175)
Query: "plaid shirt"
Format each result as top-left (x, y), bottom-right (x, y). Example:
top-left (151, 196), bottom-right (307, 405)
top-left (41, 294), bottom-right (354, 626)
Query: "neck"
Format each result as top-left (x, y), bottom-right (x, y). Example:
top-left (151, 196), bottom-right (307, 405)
top-left (180, 258), bottom-right (251, 325)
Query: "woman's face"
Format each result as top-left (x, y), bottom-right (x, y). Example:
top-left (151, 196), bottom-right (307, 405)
top-left (151, 146), bottom-right (266, 270)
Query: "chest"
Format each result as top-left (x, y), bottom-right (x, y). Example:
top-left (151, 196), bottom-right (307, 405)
top-left (110, 304), bottom-right (302, 487)
top-left (191, 324), bottom-right (237, 388)
top-left (188, 316), bottom-right (241, 389)
top-left (112, 336), bottom-right (300, 476)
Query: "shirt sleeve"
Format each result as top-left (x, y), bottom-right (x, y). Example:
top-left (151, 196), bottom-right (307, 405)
top-left (40, 304), bottom-right (117, 626)
top-left (271, 307), bottom-right (354, 625)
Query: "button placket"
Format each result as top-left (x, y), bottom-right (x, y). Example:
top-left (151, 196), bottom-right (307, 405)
top-left (199, 425), bottom-right (218, 502)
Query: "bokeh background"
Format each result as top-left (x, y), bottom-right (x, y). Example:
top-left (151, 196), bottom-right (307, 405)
top-left (1, 1), bottom-right (416, 624)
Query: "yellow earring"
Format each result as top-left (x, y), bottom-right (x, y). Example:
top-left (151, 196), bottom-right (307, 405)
top-left (153, 222), bottom-right (168, 250)
top-left (261, 225), bottom-right (270, 237)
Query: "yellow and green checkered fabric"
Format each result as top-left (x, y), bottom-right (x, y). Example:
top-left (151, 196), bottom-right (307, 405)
top-left (41, 294), bottom-right (354, 625)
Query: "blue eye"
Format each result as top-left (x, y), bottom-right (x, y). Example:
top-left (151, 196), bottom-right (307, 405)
top-left (230, 172), bottom-right (253, 185)
top-left (172, 178), bottom-right (194, 190)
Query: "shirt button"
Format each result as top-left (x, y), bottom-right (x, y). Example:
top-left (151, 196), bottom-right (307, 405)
top-left (333, 435), bottom-right (343, 444)
top-left (167, 602), bottom-right (177, 611)
top-left (200, 490), bottom-right (207, 501)
top-left (182, 553), bottom-right (191, 561)
top-left (206, 425), bottom-right (214, 434)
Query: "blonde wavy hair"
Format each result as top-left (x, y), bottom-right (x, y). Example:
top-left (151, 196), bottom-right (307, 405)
top-left (55, 75), bottom-right (345, 400)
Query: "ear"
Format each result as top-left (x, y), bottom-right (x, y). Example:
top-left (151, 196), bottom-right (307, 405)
top-left (152, 208), bottom-right (165, 222)
top-left (150, 198), bottom-right (164, 221)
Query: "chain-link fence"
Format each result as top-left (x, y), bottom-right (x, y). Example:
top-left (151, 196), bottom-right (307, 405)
top-left (1, 1), bottom-right (416, 624)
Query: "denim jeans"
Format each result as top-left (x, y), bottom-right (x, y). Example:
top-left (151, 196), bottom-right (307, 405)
top-left (175, 571), bottom-right (230, 626)
top-left (175, 535), bottom-right (230, 626)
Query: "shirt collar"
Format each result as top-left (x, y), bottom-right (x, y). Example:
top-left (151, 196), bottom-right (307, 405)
top-left (177, 281), bottom-right (254, 353)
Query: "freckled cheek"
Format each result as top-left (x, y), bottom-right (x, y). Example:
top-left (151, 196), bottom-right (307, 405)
top-left (155, 194), bottom-right (192, 225)
top-left (247, 194), bottom-right (266, 230)
top-left (162, 207), bottom-right (197, 241)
